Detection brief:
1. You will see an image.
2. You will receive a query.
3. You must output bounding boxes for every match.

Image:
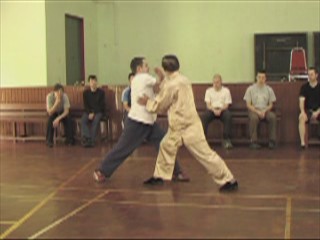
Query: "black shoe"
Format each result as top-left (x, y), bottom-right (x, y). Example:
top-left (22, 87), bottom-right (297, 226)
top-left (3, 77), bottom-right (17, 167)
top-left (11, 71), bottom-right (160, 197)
top-left (268, 140), bottom-right (276, 149)
top-left (300, 145), bottom-right (306, 150)
top-left (46, 141), bottom-right (53, 148)
top-left (219, 181), bottom-right (238, 192)
top-left (83, 142), bottom-right (92, 148)
top-left (249, 142), bottom-right (261, 150)
top-left (65, 139), bottom-right (75, 146)
top-left (143, 177), bottom-right (164, 185)
top-left (82, 138), bottom-right (94, 148)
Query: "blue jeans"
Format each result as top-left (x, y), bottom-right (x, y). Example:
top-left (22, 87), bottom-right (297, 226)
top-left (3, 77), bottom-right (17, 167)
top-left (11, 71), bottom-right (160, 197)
top-left (81, 112), bottom-right (102, 142)
top-left (98, 117), bottom-right (182, 178)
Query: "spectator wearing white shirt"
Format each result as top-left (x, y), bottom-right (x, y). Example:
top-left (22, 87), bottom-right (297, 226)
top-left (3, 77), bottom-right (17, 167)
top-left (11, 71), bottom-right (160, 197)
top-left (201, 74), bottom-right (233, 149)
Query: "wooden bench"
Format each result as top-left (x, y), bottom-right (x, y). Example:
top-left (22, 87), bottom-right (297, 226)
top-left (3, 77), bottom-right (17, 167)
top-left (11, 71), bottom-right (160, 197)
top-left (0, 103), bottom-right (47, 142)
top-left (199, 106), bottom-right (281, 144)
top-left (0, 103), bottom-right (112, 143)
top-left (305, 119), bottom-right (320, 147)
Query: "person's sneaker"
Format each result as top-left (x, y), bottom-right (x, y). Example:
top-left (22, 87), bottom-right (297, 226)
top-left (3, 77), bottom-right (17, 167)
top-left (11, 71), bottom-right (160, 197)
top-left (143, 177), bottom-right (164, 185)
top-left (81, 138), bottom-right (87, 146)
top-left (66, 139), bottom-right (75, 146)
top-left (93, 170), bottom-right (106, 183)
top-left (172, 173), bottom-right (190, 182)
top-left (46, 141), bottom-right (53, 148)
top-left (249, 142), bottom-right (261, 149)
top-left (219, 180), bottom-right (238, 192)
top-left (268, 140), bottom-right (276, 149)
top-left (89, 140), bottom-right (95, 148)
top-left (222, 139), bottom-right (233, 149)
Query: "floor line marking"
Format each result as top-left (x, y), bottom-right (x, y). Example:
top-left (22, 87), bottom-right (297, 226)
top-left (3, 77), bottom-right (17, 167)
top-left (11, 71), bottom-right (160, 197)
top-left (103, 200), bottom-right (286, 212)
top-left (0, 158), bottom-right (97, 239)
top-left (2, 185), bottom-right (320, 201)
top-left (0, 221), bottom-right (16, 225)
top-left (28, 190), bottom-right (109, 239)
top-left (284, 197), bottom-right (292, 239)
top-left (61, 187), bottom-right (320, 200)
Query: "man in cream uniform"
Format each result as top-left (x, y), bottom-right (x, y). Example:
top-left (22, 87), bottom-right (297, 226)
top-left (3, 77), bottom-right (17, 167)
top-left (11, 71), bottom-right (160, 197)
top-left (140, 55), bottom-right (238, 192)
top-left (93, 57), bottom-right (188, 183)
top-left (201, 74), bottom-right (233, 149)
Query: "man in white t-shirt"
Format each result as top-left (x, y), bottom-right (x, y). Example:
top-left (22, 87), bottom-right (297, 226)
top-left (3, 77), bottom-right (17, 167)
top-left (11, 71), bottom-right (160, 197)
top-left (201, 74), bottom-right (233, 149)
top-left (93, 57), bottom-right (188, 183)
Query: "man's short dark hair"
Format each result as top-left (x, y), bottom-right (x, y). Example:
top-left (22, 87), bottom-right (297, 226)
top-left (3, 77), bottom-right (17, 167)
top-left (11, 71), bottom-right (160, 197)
top-left (88, 75), bottom-right (97, 82)
top-left (130, 57), bottom-right (144, 74)
top-left (257, 69), bottom-right (266, 75)
top-left (53, 83), bottom-right (64, 92)
top-left (162, 55), bottom-right (180, 72)
top-left (128, 72), bottom-right (135, 80)
top-left (308, 67), bottom-right (319, 74)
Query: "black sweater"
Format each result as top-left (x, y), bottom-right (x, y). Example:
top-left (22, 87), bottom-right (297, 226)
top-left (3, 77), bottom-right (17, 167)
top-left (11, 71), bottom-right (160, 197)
top-left (83, 88), bottom-right (106, 114)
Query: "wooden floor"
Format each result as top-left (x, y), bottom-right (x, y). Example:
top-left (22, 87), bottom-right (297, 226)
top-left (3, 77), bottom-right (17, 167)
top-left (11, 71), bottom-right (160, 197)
top-left (0, 141), bottom-right (319, 239)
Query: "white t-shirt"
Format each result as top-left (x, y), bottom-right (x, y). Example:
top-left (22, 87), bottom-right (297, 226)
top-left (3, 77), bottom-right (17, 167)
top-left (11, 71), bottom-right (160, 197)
top-left (204, 86), bottom-right (232, 109)
top-left (128, 73), bottom-right (157, 124)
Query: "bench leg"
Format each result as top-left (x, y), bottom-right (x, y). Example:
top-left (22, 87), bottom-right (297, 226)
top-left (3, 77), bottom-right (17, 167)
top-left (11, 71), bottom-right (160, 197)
top-left (12, 122), bottom-right (17, 143)
top-left (305, 124), bottom-right (308, 148)
top-left (108, 119), bottom-right (112, 141)
top-left (100, 119), bottom-right (113, 142)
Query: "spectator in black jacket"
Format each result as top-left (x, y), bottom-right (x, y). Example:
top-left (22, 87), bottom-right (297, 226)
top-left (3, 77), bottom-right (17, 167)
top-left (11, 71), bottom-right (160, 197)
top-left (81, 75), bottom-right (106, 147)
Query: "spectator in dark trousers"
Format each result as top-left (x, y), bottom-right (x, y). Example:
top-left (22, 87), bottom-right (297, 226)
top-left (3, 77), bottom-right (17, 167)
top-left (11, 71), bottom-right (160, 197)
top-left (81, 75), bottom-right (106, 147)
top-left (46, 83), bottom-right (74, 147)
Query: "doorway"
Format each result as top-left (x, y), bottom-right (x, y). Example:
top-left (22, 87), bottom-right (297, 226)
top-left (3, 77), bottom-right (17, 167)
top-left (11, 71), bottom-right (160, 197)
top-left (65, 14), bottom-right (85, 86)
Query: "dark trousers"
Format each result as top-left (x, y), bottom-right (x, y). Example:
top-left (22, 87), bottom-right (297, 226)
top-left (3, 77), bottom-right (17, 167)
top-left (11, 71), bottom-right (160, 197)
top-left (99, 117), bottom-right (182, 178)
top-left (81, 112), bottom-right (102, 142)
top-left (46, 112), bottom-right (74, 144)
top-left (201, 109), bottom-right (232, 139)
top-left (122, 111), bottom-right (129, 129)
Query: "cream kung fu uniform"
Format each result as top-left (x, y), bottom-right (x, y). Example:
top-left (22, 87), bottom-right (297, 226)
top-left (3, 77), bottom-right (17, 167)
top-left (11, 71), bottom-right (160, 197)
top-left (145, 71), bottom-right (235, 186)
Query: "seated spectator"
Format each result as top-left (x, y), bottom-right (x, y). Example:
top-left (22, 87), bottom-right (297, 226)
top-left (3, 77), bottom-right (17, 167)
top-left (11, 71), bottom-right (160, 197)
top-left (243, 70), bottom-right (277, 149)
top-left (81, 75), bottom-right (106, 147)
top-left (121, 73), bottom-right (134, 128)
top-left (298, 67), bottom-right (320, 148)
top-left (201, 74), bottom-right (233, 149)
top-left (46, 83), bottom-right (74, 147)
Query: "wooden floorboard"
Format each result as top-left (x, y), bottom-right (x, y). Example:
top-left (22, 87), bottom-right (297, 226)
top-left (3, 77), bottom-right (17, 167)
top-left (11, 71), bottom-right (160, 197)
top-left (0, 141), bottom-right (319, 239)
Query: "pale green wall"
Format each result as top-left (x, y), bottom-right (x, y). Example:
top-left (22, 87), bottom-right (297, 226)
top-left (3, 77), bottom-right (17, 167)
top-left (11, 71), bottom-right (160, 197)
top-left (0, 0), bottom-right (47, 87)
top-left (1, 1), bottom-right (319, 87)
top-left (45, 0), bottom-right (98, 87)
top-left (97, 1), bottom-right (320, 84)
